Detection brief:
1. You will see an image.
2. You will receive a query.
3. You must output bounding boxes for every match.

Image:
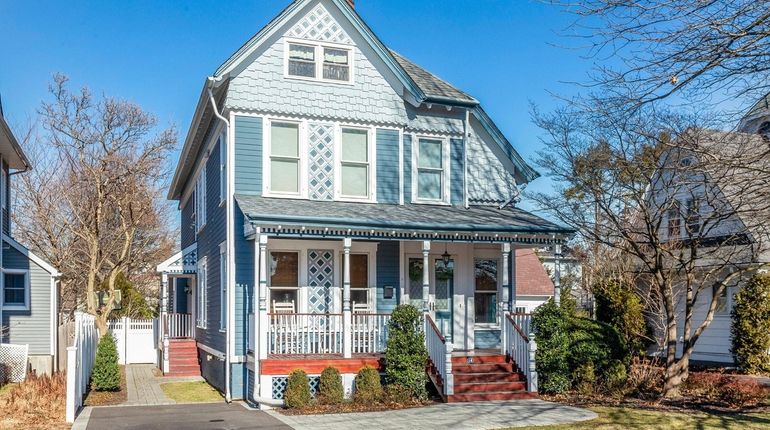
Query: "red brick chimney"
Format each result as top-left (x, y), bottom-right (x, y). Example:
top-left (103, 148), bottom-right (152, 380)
top-left (346, 0), bottom-right (355, 8)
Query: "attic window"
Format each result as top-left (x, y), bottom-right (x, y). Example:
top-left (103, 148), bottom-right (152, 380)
top-left (288, 43), bottom-right (316, 78)
top-left (285, 40), bottom-right (353, 83)
top-left (323, 48), bottom-right (349, 81)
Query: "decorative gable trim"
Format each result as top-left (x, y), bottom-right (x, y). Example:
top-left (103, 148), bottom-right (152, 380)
top-left (287, 3), bottom-right (353, 44)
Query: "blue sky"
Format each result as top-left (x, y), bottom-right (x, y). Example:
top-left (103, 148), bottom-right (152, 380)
top-left (0, 0), bottom-right (594, 213)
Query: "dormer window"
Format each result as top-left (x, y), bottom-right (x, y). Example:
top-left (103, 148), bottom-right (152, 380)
top-left (285, 39), bottom-right (353, 84)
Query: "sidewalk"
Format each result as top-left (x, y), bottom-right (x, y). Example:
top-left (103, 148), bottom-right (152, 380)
top-left (267, 399), bottom-right (598, 430)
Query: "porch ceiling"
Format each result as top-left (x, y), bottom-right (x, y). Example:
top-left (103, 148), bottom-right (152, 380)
top-left (235, 195), bottom-right (573, 243)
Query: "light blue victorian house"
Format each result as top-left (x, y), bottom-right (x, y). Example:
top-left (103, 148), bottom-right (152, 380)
top-left (157, 0), bottom-right (571, 405)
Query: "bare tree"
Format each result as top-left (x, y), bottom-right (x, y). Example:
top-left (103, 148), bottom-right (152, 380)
top-left (531, 100), bottom-right (770, 396)
top-left (553, 0), bottom-right (770, 111)
top-left (13, 75), bottom-right (176, 335)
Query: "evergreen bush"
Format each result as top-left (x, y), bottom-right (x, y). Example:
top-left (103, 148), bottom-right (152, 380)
top-left (532, 299), bottom-right (571, 393)
top-left (594, 279), bottom-right (648, 355)
top-left (317, 366), bottom-right (344, 405)
top-left (731, 273), bottom-right (770, 374)
top-left (353, 365), bottom-right (383, 403)
top-left (384, 304), bottom-right (428, 400)
top-left (284, 369), bottom-right (312, 409)
top-left (91, 333), bottom-right (120, 391)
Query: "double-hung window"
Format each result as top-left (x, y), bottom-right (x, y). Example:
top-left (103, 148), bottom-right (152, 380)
top-left (474, 259), bottom-right (498, 324)
top-left (195, 166), bottom-right (207, 232)
top-left (219, 131), bottom-right (227, 205)
top-left (2, 270), bottom-right (29, 310)
top-left (340, 128), bottom-right (370, 199)
top-left (269, 252), bottom-right (299, 311)
top-left (416, 138), bottom-right (446, 202)
top-left (686, 198), bottom-right (701, 237)
top-left (286, 41), bottom-right (352, 83)
top-left (344, 254), bottom-right (369, 306)
top-left (197, 258), bottom-right (208, 328)
top-left (288, 43), bottom-right (316, 78)
top-left (269, 122), bottom-right (301, 195)
top-left (667, 202), bottom-right (681, 240)
top-left (219, 243), bottom-right (227, 331)
top-left (323, 48), bottom-right (350, 81)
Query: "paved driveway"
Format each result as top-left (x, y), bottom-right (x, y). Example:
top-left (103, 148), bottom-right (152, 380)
top-left (84, 403), bottom-right (291, 430)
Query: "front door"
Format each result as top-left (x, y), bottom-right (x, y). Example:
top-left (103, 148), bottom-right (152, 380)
top-left (434, 258), bottom-right (454, 342)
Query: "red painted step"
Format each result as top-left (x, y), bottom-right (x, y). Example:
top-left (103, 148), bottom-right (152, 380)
top-left (453, 381), bottom-right (526, 394)
top-left (454, 372), bottom-right (523, 384)
top-left (452, 363), bottom-right (514, 374)
top-left (447, 391), bottom-right (537, 402)
top-left (451, 354), bottom-right (508, 365)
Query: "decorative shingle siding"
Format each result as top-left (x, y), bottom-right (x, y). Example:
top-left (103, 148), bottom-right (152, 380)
top-left (376, 128), bottom-right (399, 204)
top-left (450, 138), bottom-right (464, 205)
top-left (195, 136), bottom-right (227, 354)
top-left (225, 3), bottom-right (406, 126)
top-left (406, 105), bottom-right (465, 135)
top-left (181, 198), bottom-right (195, 248)
top-left (1, 241), bottom-right (52, 355)
top-left (376, 241), bottom-right (399, 313)
top-left (466, 117), bottom-right (518, 205)
top-left (234, 116), bottom-right (263, 196)
top-left (403, 134), bottom-right (412, 201)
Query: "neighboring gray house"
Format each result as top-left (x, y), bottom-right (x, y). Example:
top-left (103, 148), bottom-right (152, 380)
top-left (0, 112), bottom-right (61, 375)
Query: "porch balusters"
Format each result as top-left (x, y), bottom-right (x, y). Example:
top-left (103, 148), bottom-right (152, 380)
top-left (342, 237), bottom-right (352, 358)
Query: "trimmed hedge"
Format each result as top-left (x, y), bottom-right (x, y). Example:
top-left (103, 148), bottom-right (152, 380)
top-left (354, 365), bottom-right (383, 403)
top-left (318, 366), bottom-right (344, 405)
top-left (731, 274), bottom-right (770, 374)
top-left (91, 333), bottom-right (120, 391)
top-left (384, 304), bottom-right (428, 400)
top-left (284, 369), bottom-right (312, 409)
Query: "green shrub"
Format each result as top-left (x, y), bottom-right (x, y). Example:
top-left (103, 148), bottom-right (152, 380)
top-left (567, 317), bottom-right (628, 380)
top-left (532, 299), bottom-right (571, 394)
top-left (594, 279), bottom-right (648, 355)
top-left (284, 369), bottom-right (312, 409)
top-left (384, 304), bottom-right (428, 400)
top-left (353, 365), bottom-right (383, 403)
top-left (91, 333), bottom-right (120, 391)
top-left (317, 366), bottom-right (344, 405)
top-left (731, 274), bottom-right (770, 374)
top-left (603, 360), bottom-right (628, 392)
top-left (572, 362), bottom-right (596, 394)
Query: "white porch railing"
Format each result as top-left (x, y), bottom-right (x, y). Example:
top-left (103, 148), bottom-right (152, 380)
top-left (65, 312), bottom-right (98, 423)
top-left (268, 313), bottom-right (343, 355)
top-left (503, 313), bottom-right (537, 393)
top-left (164, 313), bottom-right (194, 339)
top-left (351, 313), bottom-right (391, 354)
top-left (425, 314), bottom-right (453, 396)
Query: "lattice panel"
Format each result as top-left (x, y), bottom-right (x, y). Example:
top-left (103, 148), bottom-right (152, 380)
top-left (272, 375), bottom-right (321, 400)
top-left (0, 343), bottom-right (28, 383)
top-left (307, 250), bottom-right (334, 313)
top-left (287, 3), bottom-right (353, 45)
top-left (308, 123), bottom-right (335, 201)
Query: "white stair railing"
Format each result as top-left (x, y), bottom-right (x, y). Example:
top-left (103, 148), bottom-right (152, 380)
top-left (504, 312), bottom-right (537, 393)
top-left (164, 313), bottom-right (194, 339)
top-left (425, 314), bottom-right (453, 396)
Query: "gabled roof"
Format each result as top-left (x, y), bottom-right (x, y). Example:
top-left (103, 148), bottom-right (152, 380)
top-left (390, 50), bottom-right (477, 106)
top-left (515, 248), bottom-right (554, 296)
top-left (0, 114), bottom-right (31, 171)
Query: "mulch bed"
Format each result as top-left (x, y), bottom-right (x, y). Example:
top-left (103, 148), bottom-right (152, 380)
top-left (542, 392), bottom-right (770, 415)
top-left (84, 365), bottom-right (128, 406)
top-left (279, 399), bottom-right (437, 415)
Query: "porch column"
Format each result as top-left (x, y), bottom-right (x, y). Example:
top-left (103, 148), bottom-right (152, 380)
top-left (251, 232), bottom-right (262, 401)
top-left (161, 272), bottom-right (170, 374)
top-left (500, 243), bottom-right (511, 355)
top-left (511, 245), bottom-right (517, 312)
top-left (421, 241), bottom-right (430, 313)
top-left (258, 234), bottom-right (269, 361)
top-left (343, 238), bottom-right (352, 358)
top-left (553, 244), bottom-right (562, 305)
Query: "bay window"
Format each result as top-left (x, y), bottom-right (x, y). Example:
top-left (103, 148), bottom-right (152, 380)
top-left (416, 137), bottom-right (446, 202)
top-left (340, 128), bottom-right (370, 199)
top-left (269, 122), bottom-right (301, 195)
top-left (269, 252), bottom-right (299, 311)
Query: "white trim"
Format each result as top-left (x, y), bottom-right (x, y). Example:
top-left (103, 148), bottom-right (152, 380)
top-left (51, 277), bottom-right (57, 360)
top-left (219, 241), bottom-right (228, 332)
top-left (219, 129), bottom-right (228, 207)
top-left (411, 134), bottom-right (451, 204)
top-left (197, 341), bottom-right (226, 359)
top-left (180, 121), bottom-right (226, 208)
top-left (1, 268), bottom-right (31, 311)
top-left (398, 128), bottom-right (404, 205)
top-left (263, 117), bottom-right (308, 199)
top-left (335, 124), bottom-right (376, 203)
top-left (283, 37), bottom-right (356, 86)
top-left (197, 256), bottom-right (208, 329)
top-left (2, 234), bottom-right (61, 277)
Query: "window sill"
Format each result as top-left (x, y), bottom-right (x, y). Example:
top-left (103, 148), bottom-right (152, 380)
top-left (2, 304), bottom-right (29, 312)
top-left (411, 199), bottom-right (451, 206)
top-left (262, 191), bottom-right (307, 200)
top-left (337, 196), bottom-right (377, 204)
top-left (284, 74), bottom-right (355, 87)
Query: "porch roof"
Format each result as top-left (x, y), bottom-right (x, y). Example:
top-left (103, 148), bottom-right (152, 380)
top-left (235, 195), bottom-right (573, 243)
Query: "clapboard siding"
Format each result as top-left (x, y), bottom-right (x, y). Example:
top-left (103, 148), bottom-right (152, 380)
top-left (1, 241), bottom-right (52, 355)
top-left (234, 116), bottom-right (263, 196)
top-left (403, 134), bottom-right (412, 201)
top-left (233, 201), bottom-right (254, 358)
top-left (376, 129), bottom-right (399, 204)
top-left (450, 138), bottom-right (464, 205)
top-left (376, 241), bottom-right (399, 313)
top-left (181, 199), bottom-right (195, 249)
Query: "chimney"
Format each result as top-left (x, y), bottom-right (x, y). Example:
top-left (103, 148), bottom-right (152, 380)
top-left (346, 0), bottom-right (354, 8)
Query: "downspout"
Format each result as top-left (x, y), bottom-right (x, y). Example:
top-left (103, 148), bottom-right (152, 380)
top-left (463, 109), bottom-right (470, 209)
top-left (206, 76), bottom-right (234, 403)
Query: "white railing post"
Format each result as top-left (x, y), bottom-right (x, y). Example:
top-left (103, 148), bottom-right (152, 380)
top-left (258, 234), bottom-right (269, 361)
top-left (422, 241), bottom-right (430, 314)
top-left (528, 333), bottom-right (538, 393)
top-left (553, 244), bottom-right (562, 305)
top-left (65, 346), bottom-right (77, 423)
top-left (342, 237), bottom-right (352, 358)
top-left (444, 340), bottom-right (454, 395)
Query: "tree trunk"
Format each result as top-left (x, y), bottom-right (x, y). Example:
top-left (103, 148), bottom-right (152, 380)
top-left (663, 353), bottom-right (689, 397)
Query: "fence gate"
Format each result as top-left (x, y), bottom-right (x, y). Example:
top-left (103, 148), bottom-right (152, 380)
top-left (108, 317), bottom-right (158, 365)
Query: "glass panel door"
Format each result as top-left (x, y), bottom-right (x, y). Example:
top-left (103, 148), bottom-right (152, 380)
top-left (435, 259), bottom-right (454, 341)
top-left (408, 258), bottom-right (423, 309)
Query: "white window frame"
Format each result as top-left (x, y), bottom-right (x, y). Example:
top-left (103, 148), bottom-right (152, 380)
top-left (344, 252), bottom-right (375, 308)
top-left (197, 257), bottom-right (208, 329)
top-left (263, 118), bottom-right (308, 199)
top-left (268, 250), bottom-right (301, 312)
top-left (412, 135), bottom-right (450, 204)
top-left (195, 165), bottom-right (207, 232)
top-left (219, 130), bottom-right (227, 207)
top-left (283, 38), bottom-right (355, 85)
top-left (1, 269), bottom-right (30, 311)
top-left (335, 125), bottom-right (376, 202)
top-left (219, 242), bottom-right (227, 332)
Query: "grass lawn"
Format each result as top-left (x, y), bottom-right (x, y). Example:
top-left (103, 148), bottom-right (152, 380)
top-left (513, 406), bottom-right (770, 430)
top-left (160, 381), bottom-right (223, 403)
top-left (0, 383), bottom-right (16, 397)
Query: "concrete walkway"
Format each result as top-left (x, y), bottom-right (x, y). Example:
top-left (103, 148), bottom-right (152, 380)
top-left (268, 399), bottom-right (598, 430)
top-left (125, 364), bottom-right (201, 406)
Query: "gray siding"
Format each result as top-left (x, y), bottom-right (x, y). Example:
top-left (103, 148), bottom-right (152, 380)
top-left (234, 116), bottom-right (263, 196)
top-left (450, 138), bottom-right (464, 205)
top-left (195, 136), bottom-right (227, 354)
top-left (403, 134), bottom-right (412, 202)
top-left (199, 353), bottom-right (226, 392)
top-left (181, 198), bottom-right (195, 249)
top-left (1, 241), bottom-right (52, 355)
top-left (376, 128), bottom-right (399, 204)
top-left (376, 241), bottom-right (399, 313)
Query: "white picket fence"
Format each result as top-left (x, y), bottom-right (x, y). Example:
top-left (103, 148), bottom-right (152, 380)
top-left (65, 312), bottom-right (98, 423)
top-left (108, 317), bottom-right (158, 365)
